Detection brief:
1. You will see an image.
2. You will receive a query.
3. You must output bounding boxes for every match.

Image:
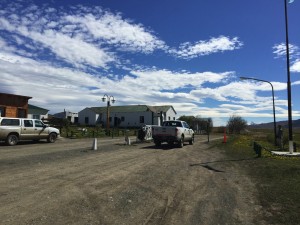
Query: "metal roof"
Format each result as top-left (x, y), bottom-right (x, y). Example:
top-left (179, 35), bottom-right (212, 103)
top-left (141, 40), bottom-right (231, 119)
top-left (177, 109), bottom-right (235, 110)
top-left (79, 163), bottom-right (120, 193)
top-left (0, 92), bottom-right (32, 99)
top-left (150, 105), bottom-right (176, 114)
top-left (28, 104), bottom-right (49, 115)
top-left (88, 105), bottom-right (176, 114)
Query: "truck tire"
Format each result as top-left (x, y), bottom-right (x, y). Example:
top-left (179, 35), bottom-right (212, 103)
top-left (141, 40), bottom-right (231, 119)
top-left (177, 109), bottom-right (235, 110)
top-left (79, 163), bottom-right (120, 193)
top-left (178, 136), bottom-right (184, 148)
top-left (6, 134), bottom-right (19, 146)
top-left (168, 141), bottom-right (174, 146)
top-left (154, 140), bottom-right (161, 147)
top-left (189, 135), bottom-right (194, 145)
top-left (47, 133), bottom-right (57, 143)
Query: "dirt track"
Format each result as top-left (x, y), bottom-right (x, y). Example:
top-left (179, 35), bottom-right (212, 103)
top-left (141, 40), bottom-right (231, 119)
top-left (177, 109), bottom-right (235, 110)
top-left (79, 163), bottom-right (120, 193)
top-left (0, 135), bottom-right (263, 225)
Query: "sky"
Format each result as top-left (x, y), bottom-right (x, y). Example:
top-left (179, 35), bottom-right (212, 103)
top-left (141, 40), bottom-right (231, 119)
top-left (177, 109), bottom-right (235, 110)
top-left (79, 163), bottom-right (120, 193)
top-left (0, 0), bottom-right (299, 126)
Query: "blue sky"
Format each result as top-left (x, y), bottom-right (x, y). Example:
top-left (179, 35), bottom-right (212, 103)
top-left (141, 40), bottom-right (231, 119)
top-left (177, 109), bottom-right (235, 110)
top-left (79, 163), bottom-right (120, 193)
top-left (0, 0), bottom-right (299, 126)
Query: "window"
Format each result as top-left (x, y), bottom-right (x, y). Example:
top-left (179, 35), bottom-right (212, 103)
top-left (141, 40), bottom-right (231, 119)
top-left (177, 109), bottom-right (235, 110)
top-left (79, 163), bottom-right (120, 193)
top-left (168, 116), bottom-right (171, 120)
top-left (163, 121), bottom-right (181, 127)
top-left (85, 117), bottom-right (89, 124)
top-left (24, 120), bottom-right (34, 127)
top-left (183, 122), bottom-right (190, 129)
top-left (140, 116), bottom-right (144, 123)
top-left (35, 120), bottom-right (44, 128)
top-left (121, 116), bottom-right (125, 122)
top-left (33, 114), bottom-right (40, 119)
top-left (0, 107), bottom-right (6, 117)
top-left (17, 109), bottom-right (26, 118)
top-left (1, 119), bottom-right (20, 126)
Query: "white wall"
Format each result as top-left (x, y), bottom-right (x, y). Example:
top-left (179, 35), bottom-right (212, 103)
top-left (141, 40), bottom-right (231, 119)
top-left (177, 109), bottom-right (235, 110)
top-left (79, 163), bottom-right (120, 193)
top-left (65, 111), bottom-right (79, 123)
top-left (165, 108), bottom-right (176, 121)
top-left (78, 108), bottom-right (98, 125)
top-left (101, 111), bottom-right (154, 128)
top-left (28, 113), bottom-right (48, 120)
top-left (78, 106), bottom-right (177, 127)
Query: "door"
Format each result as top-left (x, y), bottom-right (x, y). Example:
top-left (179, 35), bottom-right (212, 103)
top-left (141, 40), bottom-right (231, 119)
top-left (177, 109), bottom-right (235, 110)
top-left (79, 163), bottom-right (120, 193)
top-left (34, 120), bottom-right (48, 138)
top-left (183, 122), bottom-right (192, 140)
top-left (21, 119), bottom-right (35, 139)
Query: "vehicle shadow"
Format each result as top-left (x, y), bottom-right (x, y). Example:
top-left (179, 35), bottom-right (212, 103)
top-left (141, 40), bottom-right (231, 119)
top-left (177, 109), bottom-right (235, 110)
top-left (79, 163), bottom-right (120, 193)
top-left (141, 143), bottom-right (183, 150)
top-left (0, 140), bottom-right (49, 146)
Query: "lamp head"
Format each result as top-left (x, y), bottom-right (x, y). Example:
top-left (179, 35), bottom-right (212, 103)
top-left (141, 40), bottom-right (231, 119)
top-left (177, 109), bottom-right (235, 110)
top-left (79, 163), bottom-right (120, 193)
top-left (102, 97), bottom-right (106, 102)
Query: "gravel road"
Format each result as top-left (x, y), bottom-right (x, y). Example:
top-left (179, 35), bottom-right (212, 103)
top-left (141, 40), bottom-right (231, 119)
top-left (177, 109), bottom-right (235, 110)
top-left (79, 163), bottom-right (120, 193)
top-left (0, 135), bottom-right (263, 225)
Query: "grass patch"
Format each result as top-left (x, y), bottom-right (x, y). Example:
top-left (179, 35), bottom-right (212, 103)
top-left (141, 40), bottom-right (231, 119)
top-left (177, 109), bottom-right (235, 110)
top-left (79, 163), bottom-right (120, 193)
top-left (218, 133), bottom-right (300, 225)
top-left (58, 126), bottom-right (138, 139)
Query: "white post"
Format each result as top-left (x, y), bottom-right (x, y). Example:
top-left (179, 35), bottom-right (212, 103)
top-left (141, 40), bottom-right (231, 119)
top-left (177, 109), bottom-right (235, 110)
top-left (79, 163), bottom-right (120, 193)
top-left (289, 141), bottom-right (294, 154)
top-left (92, 138), bottom-right (97, 150)
top-left (128, 137), bottom-right (131, 145)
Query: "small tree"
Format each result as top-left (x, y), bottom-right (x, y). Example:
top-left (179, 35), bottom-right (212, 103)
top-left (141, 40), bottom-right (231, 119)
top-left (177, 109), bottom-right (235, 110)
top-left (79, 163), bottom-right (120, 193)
top-left (48, 117), bottom-right (70, 134)
top-left (177, 115), bottom-right (196, 126)
top-left (227, 115), bottom-right (247, 134)
top-left (178, 115), bottom-right (213, 133)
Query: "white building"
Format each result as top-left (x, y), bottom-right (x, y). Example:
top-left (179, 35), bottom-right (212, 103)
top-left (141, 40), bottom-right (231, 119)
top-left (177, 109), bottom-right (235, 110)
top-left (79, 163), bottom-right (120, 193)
top-left (27, 104), bottom-right (49, 120)
top-left (53, 109), bottom-right (79, 123)
top-left (78, 105), bottom-right (176, 128)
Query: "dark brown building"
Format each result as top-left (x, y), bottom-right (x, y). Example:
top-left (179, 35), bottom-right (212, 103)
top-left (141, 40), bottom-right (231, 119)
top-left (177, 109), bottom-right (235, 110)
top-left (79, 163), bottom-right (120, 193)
top-left (0, 93), bottom-right (32, 118)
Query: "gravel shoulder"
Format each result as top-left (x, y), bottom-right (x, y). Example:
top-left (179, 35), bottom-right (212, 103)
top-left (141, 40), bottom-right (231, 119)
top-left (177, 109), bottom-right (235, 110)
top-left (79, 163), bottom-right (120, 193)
top-left (0, 135), bottom-right (263, 225)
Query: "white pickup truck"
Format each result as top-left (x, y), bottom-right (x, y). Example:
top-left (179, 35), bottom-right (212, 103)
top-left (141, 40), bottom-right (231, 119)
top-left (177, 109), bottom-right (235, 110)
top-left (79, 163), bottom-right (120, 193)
top-left (152, 120), bottom-right (194, 148)
top-left (0, 117), bottom-right (60, 146)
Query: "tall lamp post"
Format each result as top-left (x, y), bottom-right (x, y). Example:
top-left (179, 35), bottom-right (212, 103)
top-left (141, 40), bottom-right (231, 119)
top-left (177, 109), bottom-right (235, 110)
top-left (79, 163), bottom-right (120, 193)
top-left (240, 77), bottom-right (277, 146)
top-left (102, 94), bottom-right (115, 130)
top-left (284, 0), bottom-right (294, 153)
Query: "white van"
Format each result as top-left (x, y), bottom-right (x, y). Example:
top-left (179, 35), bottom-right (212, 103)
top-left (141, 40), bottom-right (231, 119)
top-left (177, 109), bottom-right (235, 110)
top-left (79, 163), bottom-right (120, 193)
top-left (0, 117), bottom-right (60, 146)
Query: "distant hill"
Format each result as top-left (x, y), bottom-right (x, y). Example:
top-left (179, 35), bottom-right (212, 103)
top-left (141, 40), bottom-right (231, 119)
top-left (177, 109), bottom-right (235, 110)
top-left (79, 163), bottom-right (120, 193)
top-left (249, 119), bottom-right (300, 129)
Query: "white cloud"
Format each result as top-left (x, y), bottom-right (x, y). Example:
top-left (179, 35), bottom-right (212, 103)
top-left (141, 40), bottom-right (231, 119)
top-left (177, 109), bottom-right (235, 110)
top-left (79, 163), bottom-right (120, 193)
top-left (273, 43), bottom-right (300, 72)
top-left (170, 36), bottom-right (243, 59)
top-left (0, 17), bottom-right (115, 69)
top-left (63, 13), bottom-right (167, 53)
top-left (127, 70), bottom-right (232, 91)
top-left (191, 88), bottom-right (228, 101)
top-left (291, 60), bottom-right (300, 72)
top-left (0, 52), bottom-right (103, 111)
top-left (0, 2), bottom-right (245, 74)
top-left (0, 37), bottom-right (16, 52)
top-left (195, 104), bottom-right (300, 122)
top-left (273, 43), bottom-right (299, 59)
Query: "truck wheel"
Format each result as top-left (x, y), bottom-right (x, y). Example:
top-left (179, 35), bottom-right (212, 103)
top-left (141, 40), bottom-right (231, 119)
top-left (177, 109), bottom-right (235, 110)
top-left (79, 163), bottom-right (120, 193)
top-left (6, 134), bottom-right (19, 146)
top-left (189, 135), bottom-right (194, 145)
top-left (154, 141), bottom-right (161, 147)
top-left (168, 141), bottom-right (174, 146)
top-left (178, 136), bottom-right (184, 148)
top-left (47, 133), bottom-right (57, 143)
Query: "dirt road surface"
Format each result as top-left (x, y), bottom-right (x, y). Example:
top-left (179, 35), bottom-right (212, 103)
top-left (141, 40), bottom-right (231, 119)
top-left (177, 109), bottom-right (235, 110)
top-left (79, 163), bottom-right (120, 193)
top-left (0, 135), bottom-right (263, 225)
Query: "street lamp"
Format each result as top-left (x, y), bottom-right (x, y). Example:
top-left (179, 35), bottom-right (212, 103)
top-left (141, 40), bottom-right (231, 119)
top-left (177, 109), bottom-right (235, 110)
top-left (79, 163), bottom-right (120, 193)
top-left (283, 0), bottom-right (294, 153)
top-left (102, 94), bottom-right (115, 130)
top-left (240, 77), bottom-right (277, 146)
